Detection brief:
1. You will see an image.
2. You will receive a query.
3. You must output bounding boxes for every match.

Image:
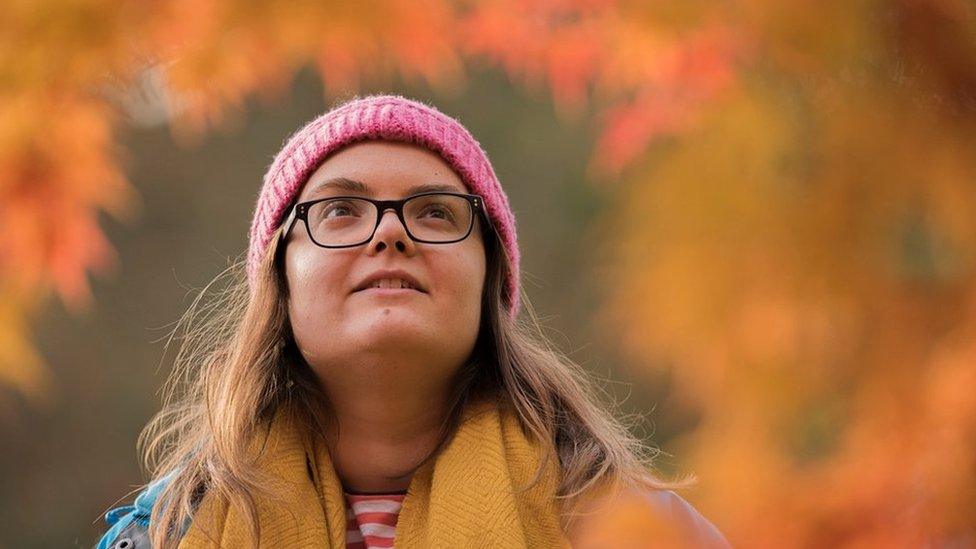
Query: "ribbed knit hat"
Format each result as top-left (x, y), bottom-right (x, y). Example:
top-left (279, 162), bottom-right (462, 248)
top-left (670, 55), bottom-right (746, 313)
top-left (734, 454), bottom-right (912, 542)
top-left (247, 94), bottom-right (521, 319)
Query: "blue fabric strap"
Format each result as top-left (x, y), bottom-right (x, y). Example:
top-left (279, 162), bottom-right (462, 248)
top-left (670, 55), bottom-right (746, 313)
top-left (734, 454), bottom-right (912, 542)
top-left (95, 468), bottom-right (182, 549)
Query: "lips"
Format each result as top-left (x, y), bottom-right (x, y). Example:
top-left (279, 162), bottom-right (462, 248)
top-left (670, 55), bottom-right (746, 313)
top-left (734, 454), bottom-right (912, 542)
top-left (362, 278), bottom-right (419, 290)
top-left (354, 269), bottom-right (427, 293)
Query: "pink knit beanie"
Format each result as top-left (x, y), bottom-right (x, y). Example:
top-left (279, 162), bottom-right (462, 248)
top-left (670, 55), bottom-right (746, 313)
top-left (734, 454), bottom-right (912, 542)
top-left (246, 94), bottom-right (521, 319)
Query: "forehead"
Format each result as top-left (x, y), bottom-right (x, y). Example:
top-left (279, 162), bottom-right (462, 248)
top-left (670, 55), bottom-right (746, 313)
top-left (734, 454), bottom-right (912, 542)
top-left (297, 140), bottom-right (468, 201)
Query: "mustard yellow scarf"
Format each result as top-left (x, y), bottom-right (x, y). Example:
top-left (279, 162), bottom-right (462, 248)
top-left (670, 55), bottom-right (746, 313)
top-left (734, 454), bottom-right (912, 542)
top-left (178, 399), bottom-right (569, 548)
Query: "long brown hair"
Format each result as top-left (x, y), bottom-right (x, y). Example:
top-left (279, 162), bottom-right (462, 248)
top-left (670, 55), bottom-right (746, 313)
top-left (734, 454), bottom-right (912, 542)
top-left (136, 206), bottom-right (691, 548)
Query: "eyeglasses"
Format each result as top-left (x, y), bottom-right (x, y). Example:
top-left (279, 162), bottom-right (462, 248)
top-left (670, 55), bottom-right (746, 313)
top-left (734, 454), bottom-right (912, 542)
top-left (279, 191), bottom-right (491, 248)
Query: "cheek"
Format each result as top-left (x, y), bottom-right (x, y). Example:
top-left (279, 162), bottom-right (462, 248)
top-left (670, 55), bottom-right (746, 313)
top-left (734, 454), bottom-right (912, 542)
top-left (435, 244), bottom-right (487, 310)
top-left (285, 246), bottom-right (350, 320)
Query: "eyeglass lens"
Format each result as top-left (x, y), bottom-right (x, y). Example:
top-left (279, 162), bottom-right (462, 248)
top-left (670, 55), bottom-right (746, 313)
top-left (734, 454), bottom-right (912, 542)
top-left (306, 193), bottom-right (474, 246)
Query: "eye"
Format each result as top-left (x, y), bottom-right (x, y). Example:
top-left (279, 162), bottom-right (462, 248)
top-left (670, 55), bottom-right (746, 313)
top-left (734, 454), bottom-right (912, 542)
top-left (321, 200), bottom-right (361, 219)
top-left (421, 205), bottom-right (453, 221)
top-left (325, 205), bottom-right (351, 218)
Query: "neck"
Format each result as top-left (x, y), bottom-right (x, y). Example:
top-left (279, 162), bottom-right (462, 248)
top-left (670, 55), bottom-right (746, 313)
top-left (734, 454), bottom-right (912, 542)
top-left (318, 363), bottom-right (456, 494)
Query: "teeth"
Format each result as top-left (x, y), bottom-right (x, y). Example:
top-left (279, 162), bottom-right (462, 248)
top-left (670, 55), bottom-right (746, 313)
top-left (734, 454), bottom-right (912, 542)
top-left (369, 278), bottom-right (415, 290)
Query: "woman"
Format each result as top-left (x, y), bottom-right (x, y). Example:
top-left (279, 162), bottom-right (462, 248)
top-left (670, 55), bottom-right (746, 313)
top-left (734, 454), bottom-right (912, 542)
top-left (96, 94), bottom-right (730, 548)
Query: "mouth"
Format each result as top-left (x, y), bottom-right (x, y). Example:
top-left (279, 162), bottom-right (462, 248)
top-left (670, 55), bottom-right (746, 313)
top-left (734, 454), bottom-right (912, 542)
top-left (355, 286), bottom-right (424, 296)
top-left (354, 277), bottom-right (427, 294)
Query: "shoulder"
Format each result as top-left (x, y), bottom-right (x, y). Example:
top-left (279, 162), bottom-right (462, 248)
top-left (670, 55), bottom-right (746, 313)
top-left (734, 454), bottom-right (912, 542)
top-left (640, 489), bottom-right (731, 548)
top-left (568, 484), bottom-right (731, 548)
top-left (95, 469), bottom-right (181, 549)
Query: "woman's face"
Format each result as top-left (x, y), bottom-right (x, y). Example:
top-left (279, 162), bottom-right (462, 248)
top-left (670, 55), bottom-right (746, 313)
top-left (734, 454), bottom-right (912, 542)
top-left (283, 140), bottom-right (486, 391)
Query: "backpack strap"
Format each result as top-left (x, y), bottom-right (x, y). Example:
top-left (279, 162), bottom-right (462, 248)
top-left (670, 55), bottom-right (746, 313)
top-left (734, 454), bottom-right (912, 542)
top-left (644, 490), bottom-right (732, 549)
top-left (95, 469), bottom-right (183, 549)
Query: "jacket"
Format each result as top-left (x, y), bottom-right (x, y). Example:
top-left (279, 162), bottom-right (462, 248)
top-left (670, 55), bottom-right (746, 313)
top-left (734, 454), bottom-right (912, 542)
top-left (96, 469), bottom-right (185, 549)
top-left (97, 474), bottom-right (730, 548)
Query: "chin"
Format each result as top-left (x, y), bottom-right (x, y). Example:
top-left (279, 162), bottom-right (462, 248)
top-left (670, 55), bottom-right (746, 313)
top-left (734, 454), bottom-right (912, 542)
top-left (348, 308), bottom-right (435, 345)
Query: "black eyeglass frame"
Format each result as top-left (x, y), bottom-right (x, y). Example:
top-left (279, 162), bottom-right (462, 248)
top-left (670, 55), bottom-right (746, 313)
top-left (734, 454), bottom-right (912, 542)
top-left (278, 191), bottom-right (493, 249)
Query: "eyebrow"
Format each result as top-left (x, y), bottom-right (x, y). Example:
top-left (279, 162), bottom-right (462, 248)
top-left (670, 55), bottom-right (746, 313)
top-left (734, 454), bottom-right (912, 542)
top-left (308, 177), bottom-right (463, 198)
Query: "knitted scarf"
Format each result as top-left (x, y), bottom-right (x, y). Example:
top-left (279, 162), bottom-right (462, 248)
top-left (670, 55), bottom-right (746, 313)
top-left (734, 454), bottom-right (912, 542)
top-left (177, 399), bottom-right (569, 548)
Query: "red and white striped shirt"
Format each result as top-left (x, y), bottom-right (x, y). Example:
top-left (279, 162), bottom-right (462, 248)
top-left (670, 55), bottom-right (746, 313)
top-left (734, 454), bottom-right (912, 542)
top-left (344, 491), bottom-right (406, 549)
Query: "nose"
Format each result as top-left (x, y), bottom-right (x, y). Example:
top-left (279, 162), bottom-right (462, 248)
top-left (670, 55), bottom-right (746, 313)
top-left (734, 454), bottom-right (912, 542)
top-left (366, 208), bottom-right (417, 256)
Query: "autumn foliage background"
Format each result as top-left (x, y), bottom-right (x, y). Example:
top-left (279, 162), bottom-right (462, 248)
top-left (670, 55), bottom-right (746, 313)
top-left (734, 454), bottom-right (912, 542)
top-left (2, 0), bottom-right (975, 546)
